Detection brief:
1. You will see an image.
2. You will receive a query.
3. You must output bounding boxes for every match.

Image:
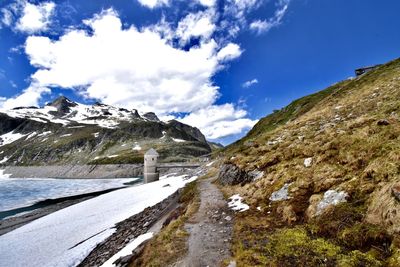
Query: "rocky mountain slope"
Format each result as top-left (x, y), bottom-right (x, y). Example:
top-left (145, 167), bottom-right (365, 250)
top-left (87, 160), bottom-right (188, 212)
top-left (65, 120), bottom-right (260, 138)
top-left (0, 96), bottom-right (211, 165)
top-left (218, 58), bottom-right (400, 265)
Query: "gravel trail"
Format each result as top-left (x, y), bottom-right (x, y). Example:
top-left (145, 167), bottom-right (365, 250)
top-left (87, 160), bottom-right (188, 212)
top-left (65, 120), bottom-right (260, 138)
top-left (175, 177), bottom-right (233, 267)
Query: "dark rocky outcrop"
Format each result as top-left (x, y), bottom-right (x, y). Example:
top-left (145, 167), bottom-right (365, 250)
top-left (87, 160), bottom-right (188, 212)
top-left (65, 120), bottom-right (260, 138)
top-left (142, 112), bottom-right (160, 122)
top-left (47, 96), bottom-right (78, 116)
top-left (168, 120), bottom-right (207, 143)
top-left (218, 164), bottom-right (253, 186)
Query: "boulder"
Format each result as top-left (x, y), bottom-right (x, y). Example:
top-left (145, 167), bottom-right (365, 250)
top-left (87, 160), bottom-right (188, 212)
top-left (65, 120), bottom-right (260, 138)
top-left (377, 119), bottom-right (390, 126)
top-left (218, 164), bottom-right (253, 185)
top-left (391, 183), bottom-right (400, 201)
top-left (304, 157), bottom-right (313, 168)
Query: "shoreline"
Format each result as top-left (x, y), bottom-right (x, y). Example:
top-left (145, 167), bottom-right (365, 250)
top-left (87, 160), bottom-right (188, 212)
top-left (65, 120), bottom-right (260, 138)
top-left (0, 180), bottom-right (142, 236)
top-left (78, 190), bottom-right (182, 267)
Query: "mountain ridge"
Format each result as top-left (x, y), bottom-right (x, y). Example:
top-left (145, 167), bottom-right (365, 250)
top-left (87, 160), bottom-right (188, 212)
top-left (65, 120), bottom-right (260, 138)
top-left (0, 96), bottom-right (211, 165)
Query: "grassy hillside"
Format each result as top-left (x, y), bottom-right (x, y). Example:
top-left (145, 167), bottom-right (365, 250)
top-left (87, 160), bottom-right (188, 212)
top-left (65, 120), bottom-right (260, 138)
top-left (220, 58), bottom-right (400, 266)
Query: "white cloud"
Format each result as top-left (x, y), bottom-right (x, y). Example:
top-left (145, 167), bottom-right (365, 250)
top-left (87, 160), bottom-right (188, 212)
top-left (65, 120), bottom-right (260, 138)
top-left (0, 84), bottom-right (50, 110)
top-left (176, 10), bottom-right (216, 44)
top-left (198, 0), bottom-right (216, 7)
top-left (23, 9), bottom-right (254, 139)
top-left (250, 20), bottom-right (272, 34)
top-left (14, 1), bottom-right (55, 33)
top-left (233, 0), bottom-right (260, 10)
top-left (1, 8), bottom-right (13, 27)
top-left (137, 0), bottom-right (169, 9)
top-left (217, 43), bottom-right (243, 61)
top-left (242, 78), bottom-right (258, 88)
top-left (250, 0), bottom-right (290, 34)
top-left (178, 104), bottom-right (258, 139)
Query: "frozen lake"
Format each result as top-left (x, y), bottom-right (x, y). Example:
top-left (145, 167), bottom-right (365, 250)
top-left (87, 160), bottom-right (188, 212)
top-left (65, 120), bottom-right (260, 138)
top-left (0, 170), bottom-right (139, 212)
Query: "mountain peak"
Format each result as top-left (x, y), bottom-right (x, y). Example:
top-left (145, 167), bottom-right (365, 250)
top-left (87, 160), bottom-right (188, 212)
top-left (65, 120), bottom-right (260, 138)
top-left (143, 112), bottom-right (160, 122)
top-left (47, 96), bottom-right (77, 115)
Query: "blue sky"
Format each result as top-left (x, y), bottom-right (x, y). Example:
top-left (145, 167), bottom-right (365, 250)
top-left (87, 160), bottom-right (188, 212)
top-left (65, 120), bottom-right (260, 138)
top-left (0, 0), bottom-right (399, 144)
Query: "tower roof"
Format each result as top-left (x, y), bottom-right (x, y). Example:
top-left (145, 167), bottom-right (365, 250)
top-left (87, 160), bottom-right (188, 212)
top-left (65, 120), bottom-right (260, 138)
top-left (145, 148), bottom-right (159, 156)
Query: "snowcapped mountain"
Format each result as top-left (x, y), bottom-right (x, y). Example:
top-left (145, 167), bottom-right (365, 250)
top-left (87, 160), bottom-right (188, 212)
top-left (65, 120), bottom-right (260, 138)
top-left (5, 96), bottom-right (161, 128)
top-left (0, 96), bottom-right (210, 165)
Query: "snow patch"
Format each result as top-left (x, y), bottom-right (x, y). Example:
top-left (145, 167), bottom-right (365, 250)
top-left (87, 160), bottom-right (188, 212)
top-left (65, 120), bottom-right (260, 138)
top-left (270, 183), bottom-right (292, 202)
top-left (228, 194), bottom-right (249, 212)
top-left (206, 161), bottom-right (214, 167)
top-left (0, 175), bottom-right (197, 267)
top-left (60, 134), bottom-right (72, 138)
top-left (0, 131), bottom-right (27, 147)
top-left (26, 132), bottom-right (37, 140)
top-left (30, 117), bottom-right (48, 123)
top-left (132, 144), bottom-right (141, 151)
top-left (100, 232), bottom-right (154, 267)
top-left (0, 169), bottom-right (11, 179)
top-left (316, 190), bottom-right (348, 215)
top-left (38, 131), bottom-right (52, 137)
top-left (0, 157), bottom-right (9, 164)
top-left (172, 138), bottom-right (185, 143)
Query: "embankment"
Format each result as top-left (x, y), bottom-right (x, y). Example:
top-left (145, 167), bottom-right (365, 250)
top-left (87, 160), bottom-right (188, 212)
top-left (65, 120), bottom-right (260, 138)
top-left (3, 164), bottom-right (143, 179)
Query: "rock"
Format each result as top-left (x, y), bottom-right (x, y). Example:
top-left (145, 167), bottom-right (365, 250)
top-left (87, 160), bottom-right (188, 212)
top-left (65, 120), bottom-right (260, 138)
top-left (305, 194), bottom-right (323, 219)
top-left (377, 119), bottom-right (390, 126)
top-left (278, 205), bottom-right (297, 224)
top-left (218, 164), bottom-right (253, 186)
top-left (249, 170), bottom-right (264, 181)
top-left (391, 184), bottom-right (400, 201)
top-left (270, 183), bottom-right (292, 202)
top-left (224, 216), bottom-right (232, 221)
top-left (304, 157), bottom-right (313, 168)
top-left (316, 190), bottom-right (348, 215)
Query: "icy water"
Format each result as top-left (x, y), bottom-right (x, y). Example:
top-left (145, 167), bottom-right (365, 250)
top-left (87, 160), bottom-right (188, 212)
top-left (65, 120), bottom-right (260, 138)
top-left (0, 173), bottom-right (140, 212)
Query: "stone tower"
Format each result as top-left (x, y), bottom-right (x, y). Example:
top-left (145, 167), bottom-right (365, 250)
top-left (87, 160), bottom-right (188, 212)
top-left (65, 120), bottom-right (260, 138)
top-left (144, 148), bottom-right (159, 183)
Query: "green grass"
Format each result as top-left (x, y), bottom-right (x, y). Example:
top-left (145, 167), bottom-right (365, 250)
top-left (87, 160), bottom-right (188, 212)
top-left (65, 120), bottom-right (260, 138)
top-left (219, 58), bottom-right (400, 266)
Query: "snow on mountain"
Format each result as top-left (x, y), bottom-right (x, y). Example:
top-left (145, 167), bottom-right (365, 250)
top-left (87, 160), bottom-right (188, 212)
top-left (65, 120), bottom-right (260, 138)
top-left (2, 96), bottom-right (145, 129)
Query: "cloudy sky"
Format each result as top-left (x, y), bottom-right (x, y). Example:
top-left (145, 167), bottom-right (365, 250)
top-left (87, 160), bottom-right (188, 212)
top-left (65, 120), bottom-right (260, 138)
top-left (0, 0), bottom-right (399, 144)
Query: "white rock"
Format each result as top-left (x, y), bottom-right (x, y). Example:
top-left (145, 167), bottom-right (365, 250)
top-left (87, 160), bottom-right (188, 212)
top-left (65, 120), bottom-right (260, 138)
top-left (316, 190), bottom-right (348, 215)
top-left (304, 157), bottom-right (313, 168)
top-left (270, 183), bottom-right (292, 202)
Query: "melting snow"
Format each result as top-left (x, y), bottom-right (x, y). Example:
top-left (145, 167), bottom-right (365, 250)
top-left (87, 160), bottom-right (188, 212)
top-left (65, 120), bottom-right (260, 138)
top-left (0, 174), bottom-right (197, 267)
top-left (172, 138), bottom-right (186, 143)
top-left (0, 157), bottom-right (9, 164)
top-left (206, 161), bottom-right (214, 167)
top-left (60, 134), bottom-right (72, 138)
top-left (38, 131), bottom-right (52, 137)
top-left (30, 117), bottom-right (48, 123)
top-left (0, 169), bottom-right (11, 179)
top-left (133, 144), bottom-right (141, 151)
top-left (228, 194), bottom-right (249, 212)
top-left (26, 132), bottom-right (37, 140)
top-left (100, 232), bottom-right (154, 267)
top-left (0, 131), bottom-right (27, 147)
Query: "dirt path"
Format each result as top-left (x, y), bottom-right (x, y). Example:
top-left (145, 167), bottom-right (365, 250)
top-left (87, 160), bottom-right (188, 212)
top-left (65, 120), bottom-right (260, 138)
top-left (174, 177), bottom-right (234, 267)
